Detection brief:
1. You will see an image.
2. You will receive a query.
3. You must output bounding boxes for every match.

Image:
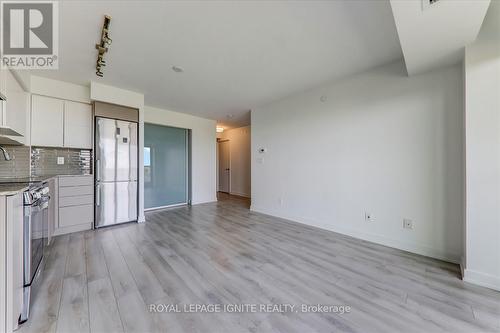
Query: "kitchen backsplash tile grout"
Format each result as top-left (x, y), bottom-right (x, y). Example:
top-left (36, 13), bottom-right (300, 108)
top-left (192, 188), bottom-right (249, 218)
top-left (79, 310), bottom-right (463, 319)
top-left (31, 147), bottom-right (92, 176)
top-left (0, 145), bottom-right (31, 178)
top-left (0, 145), bottom-right (92, 178)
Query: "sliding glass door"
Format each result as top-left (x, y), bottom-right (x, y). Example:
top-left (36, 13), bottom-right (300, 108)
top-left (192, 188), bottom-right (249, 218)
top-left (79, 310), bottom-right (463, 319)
top-left (144, 123), bottom-right (189, 209)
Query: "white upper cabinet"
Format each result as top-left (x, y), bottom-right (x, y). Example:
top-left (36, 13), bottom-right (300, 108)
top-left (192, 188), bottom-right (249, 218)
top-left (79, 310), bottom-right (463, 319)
top-left (0, 69), bottom-right (29, 145)
top-left (31, 95), bottom-right (64, 147)
top-left (63, 101), bottom-right (92, 149)
top-left (31, 95), bottom-right (92, 149)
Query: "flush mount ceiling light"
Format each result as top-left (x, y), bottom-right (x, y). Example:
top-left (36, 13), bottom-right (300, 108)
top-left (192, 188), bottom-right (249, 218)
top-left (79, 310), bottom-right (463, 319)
top-left (172, 66), bottom-right (184, 73)
top-left (95, 15), bottom-right (112, 77)
top-left (216, 126), bottom-right (224, 133)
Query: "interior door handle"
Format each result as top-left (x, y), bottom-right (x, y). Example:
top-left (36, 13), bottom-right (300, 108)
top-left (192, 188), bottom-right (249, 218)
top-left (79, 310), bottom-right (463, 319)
top-left (225, 168), bottom-right (230, 171)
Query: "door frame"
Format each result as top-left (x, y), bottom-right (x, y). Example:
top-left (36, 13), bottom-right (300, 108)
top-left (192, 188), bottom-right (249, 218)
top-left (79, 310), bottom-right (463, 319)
top-left (217, 139), bottom-right (231, 193)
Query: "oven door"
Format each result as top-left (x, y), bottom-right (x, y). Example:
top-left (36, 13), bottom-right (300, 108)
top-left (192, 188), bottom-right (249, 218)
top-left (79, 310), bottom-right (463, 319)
top-left (23, 196), bottom-right (49, 286)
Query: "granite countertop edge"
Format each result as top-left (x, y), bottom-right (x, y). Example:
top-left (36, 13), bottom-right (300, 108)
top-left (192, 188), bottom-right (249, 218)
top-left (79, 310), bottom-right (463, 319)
top-left (0, 174), bottom-right (92, 196)
top-left (0, 184), bottom-right (30, 196)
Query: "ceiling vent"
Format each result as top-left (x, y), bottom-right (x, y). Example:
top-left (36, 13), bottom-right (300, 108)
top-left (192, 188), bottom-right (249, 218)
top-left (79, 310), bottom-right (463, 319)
top-left (422, 0), bottom-right (441, 11)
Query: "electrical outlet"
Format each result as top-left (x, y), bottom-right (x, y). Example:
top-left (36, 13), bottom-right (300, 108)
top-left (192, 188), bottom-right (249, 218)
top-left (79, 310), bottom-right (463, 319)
top-left (57, 157), bottom-right (64, 165)
top-left (403, 219), bottom-right (413, 229)
top-left (365, 212), bottom-right (374, 222)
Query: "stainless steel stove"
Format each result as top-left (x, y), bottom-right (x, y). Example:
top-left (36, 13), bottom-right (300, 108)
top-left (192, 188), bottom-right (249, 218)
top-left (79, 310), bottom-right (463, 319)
top-left (18, 181), bottom-right (50, 324)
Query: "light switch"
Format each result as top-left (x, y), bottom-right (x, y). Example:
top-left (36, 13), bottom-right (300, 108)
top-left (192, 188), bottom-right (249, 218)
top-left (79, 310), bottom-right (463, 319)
top-left (57, 157), bottom-right (64, 165)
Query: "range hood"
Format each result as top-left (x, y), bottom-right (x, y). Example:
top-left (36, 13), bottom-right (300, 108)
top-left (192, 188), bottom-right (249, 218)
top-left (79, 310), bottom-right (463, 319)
top-left (0, 126), bottom-right (23, 137)
top-left (0, 94), bottom-right (23, 137)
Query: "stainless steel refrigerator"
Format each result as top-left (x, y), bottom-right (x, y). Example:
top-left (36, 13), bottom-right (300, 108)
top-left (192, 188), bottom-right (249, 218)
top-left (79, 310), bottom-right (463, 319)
top-left (95, 117), bottom-right (138, 228)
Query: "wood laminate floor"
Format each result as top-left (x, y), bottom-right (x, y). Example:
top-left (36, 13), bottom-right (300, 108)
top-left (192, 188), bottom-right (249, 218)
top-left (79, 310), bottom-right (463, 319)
top-left (18, 195), bottom-right (500, 333)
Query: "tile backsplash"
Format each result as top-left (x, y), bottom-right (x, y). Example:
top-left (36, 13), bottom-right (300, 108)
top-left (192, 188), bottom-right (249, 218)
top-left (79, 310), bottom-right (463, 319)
top-left (31, 147), bottom-right (92, 176)
top-left (0, 145), bottom-right (31, 178)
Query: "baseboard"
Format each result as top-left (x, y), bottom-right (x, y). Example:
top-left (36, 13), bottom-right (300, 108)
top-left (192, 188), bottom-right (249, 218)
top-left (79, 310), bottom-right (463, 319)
top-left (459, 255), bottom-right (465, 279)
top-left (250, 205), bottom-right (461, 264)
top-left (230, 191), bottom-right (250, 198)
top-left (53, 222), bottom-right (92, 236)
top-left (463, 269), bottom-right (500, 291)
top-left (192, 199), bottom-right (218, 205)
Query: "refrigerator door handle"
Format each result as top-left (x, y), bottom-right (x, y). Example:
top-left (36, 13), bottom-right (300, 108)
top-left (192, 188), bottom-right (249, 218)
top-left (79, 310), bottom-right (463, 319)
top-left (95, 159), bottom-right (100, 182)
top-left (95, 184), bottom-right (101, 206)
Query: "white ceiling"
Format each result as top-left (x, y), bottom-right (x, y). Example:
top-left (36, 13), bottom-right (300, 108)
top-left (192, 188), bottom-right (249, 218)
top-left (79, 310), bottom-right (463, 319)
top-left (390, 0), bottom-right (490, 75)
top-left (30, 0), bottom-right (403, 128)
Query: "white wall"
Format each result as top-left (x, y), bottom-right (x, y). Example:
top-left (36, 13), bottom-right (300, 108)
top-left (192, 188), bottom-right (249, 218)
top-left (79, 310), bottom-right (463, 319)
top-left (464, 1), bottom-right (500, 291)
top-left (145, 106), bottom-right (217, 205)
top-left (219, 126), bottom-right (251, 197)
top-left (252, 61), bottom-right (464, 263)
top-left (31, 75), bottom-right (90, 103)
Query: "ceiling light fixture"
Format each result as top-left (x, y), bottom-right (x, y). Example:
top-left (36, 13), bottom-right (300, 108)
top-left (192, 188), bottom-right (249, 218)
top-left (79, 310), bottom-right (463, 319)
top-left (95, 15), bottom-right (112, 77)
top-left (172, 66), bottom-right (184, 73)
top-left (216, 126), bottom-right (224, 133)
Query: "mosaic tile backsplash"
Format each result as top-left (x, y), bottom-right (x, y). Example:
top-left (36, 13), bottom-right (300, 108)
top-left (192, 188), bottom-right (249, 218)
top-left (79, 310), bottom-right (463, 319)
top-left (0, 145), bottom-right (31, 178)
top-left (31, 147), bottom-right (92, 176)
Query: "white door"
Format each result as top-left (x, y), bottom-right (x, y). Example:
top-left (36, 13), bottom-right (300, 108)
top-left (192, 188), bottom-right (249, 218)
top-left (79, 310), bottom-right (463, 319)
top-left (218, 140), bottom-right (230, 193)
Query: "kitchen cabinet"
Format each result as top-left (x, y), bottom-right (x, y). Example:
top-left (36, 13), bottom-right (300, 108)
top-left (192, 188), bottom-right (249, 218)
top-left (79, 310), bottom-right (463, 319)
top-left (47, 177), bottom-right (58, 245)
top-left (0, 69), bottom-right (29, 145)
top-left (0, 192), bottom-right (24, 333)
top-left (63, 101), bottom-right (92, 149)
top-left (31, 96), bottom-right (92, 149)
top-left (31, 95), bottom-right (64, 147)
top-left (53, 175), bottom-right (94, 236)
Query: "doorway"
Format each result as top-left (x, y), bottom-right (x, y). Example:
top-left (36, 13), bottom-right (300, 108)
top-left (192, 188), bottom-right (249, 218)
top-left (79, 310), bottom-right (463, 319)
top-left (144, 123), bottom-right (191, 210)
top-left (218, 140), bottom-right (230, 193)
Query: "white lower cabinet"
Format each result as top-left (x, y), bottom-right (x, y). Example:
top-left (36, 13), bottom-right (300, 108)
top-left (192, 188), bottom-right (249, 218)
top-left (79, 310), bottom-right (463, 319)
top-left (53, 175), bottom-right (94, 236)
top-left (0, 193), bottom-right (24, 333)
top-left (47, 177), bottom-right (58, 245)
top-left (59, 204), bottom-right (94, 228)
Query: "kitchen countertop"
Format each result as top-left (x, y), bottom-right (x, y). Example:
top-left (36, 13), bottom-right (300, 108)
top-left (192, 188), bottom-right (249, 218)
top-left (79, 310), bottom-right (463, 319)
top-left (0, 175), bottom-right (56, 184)
top-left (0, 183), bottom-right (29, 196)
top-left (0, 174), bottom-right (92, 196)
